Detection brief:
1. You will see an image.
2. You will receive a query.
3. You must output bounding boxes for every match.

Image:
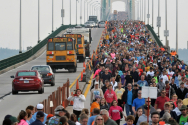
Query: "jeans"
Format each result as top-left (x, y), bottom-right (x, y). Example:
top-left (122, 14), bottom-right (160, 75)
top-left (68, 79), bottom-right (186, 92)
top-left (125, 104), bottom-right (133, 116)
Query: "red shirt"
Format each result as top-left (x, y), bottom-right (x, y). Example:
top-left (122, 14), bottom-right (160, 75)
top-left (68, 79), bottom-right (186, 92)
top-left (109, 106), bottom-right (123, 121)
top-left (166, 87), bottom-right (170, 98)
top-left (155, 96), bottom-right (170, 110)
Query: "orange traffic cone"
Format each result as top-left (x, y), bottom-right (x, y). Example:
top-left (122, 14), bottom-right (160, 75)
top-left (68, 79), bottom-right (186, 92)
top-left (76, 79), bottom-right (79, 89)
top-left (62, 101), bottom-right (65, 107)
top-left (70, 92), bottom-right (74, 106)
top-left (81, 71), bottom-right (83, 81)
top-left (83, 69), bottom-right (85, 73)
top-left (83, 62), bottom-right (86, 68)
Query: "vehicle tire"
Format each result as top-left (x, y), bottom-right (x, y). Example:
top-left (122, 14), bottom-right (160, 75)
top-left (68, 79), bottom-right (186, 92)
top-left (73, 66), bottom-right (77, 72)
top-left (51, 82), bottom-right (55, 86)
top-left (12, 89), bottom-right (18, 95)
top-left (53, 68), bottom-right (56, 73)
top-left (38, 87), bottom-right (43, 94)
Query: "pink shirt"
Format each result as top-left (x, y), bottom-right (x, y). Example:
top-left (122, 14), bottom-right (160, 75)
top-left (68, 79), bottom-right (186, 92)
top-left (93, 69), bottom-right (101, 78)
top-left (110, 53), bottom-right (116, 59)
top-left (104, 90), bottom-right (117, 103)
top-left (109, 106), bottom-right (123, 121)
top-left (18, 119), bottom-right (29, 125)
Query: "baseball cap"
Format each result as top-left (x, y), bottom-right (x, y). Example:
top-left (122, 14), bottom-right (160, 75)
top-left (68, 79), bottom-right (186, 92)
top-left (180, 105), bottom-right (187, 111)
top-left (4, 115), bottom-right (12, 120)
top-left (36, 111), bottom-right (44, 118)
top-left (95, 82), bottom-right (99, 85)
top-left (54, 105), bottom-right (67, 113)
top-left (47, 114), bottom-right (54, 119)
top-left (37, 104), bottom-right (44, 110)
top-left (9, 116), bottom-right (18, 123)
top-left (95, 95), bottom-right (101, 99)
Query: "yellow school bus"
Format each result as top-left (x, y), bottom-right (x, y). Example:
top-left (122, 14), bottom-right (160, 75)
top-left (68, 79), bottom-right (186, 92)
top-left (46, 37), bottom-right (77, 72)
top-left (64, 34), bottom-right (85, 62)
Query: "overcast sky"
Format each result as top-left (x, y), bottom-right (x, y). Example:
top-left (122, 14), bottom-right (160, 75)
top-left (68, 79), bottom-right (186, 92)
top-left (0, 0), bottom-right (187, 50)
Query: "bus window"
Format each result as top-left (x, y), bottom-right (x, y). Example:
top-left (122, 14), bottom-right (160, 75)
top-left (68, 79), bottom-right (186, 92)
top-left (77, 38), bottom-right (82, 44)
top-left (67, 42), bottom-right (73, 50)
top-left (48, 42), bottom-right (54, 50)
top-left (55, 42), bottom-right (66, 50)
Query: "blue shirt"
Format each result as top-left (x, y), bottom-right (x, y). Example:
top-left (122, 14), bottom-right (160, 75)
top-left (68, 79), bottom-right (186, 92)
top-left (127, 90), bottom-right (132, 105)
top-left (87, 115), bottom-right (97, 125)
top-left (26, 120), bottom-right (30, 124)
top-left (137, 80), bottom-right (148, 87)
top-left (30, 111), bottom-right (48, 124)
top-left (132, 98), bottom-right (145, 110)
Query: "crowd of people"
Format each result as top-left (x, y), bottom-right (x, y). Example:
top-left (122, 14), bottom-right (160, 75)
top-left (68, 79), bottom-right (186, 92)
top-left (3, 20), bottom-right (188, 125)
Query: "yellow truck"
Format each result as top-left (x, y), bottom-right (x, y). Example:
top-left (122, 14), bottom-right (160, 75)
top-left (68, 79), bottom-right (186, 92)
top-left (46, 37), bottom-right (77, 72)
top-left (64, 34), bottom-right (85, 62)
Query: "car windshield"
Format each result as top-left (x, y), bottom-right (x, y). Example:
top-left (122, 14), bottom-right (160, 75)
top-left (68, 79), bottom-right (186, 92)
top-left (85, 22), bottom-right (90, 24)
top-left (18, 72), bottom-right (36, 76)
top-left (31, 66), bottom-right (50, 72)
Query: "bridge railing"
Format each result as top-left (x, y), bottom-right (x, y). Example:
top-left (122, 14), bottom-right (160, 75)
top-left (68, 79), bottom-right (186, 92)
top-left (0, 25), bottom-right (77, 71)
top-left (146, 24), bottom-right (187, 66)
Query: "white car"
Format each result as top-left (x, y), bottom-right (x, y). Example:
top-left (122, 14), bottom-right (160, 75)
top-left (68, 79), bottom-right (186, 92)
top-left (84, 21), bottom-right (95, 28)
top-left (98, 22), bottom-right (105, 28)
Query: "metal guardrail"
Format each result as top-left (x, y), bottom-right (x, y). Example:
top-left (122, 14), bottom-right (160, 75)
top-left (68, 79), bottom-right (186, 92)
top-left (146, 24), bottom-right (187, 66)
top-left (0, 25), bottom-right (78, 71)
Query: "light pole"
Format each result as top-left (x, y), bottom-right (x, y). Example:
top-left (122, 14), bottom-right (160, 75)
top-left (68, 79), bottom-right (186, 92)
top-left (144, 0), bottom-right (146, 23)
top-left (38, 0), bottom-right (40, 43)
top-left (152, 0), bottom-right (154, 28)
top-left (142, 0), bottom-right (143, 22)
top-left (165, 0), bottom-right (167, 46)
top-left (147, 0), bottom-right (149, 24)
top-left (176, 0), bottom-right (178, 53)
top-left (80, 0), bottom-right (82, 24)
top-left (19, 0), bottom-right (22, 53)
top-left (52, 0), bottom-right (54, 32)
top-left (157, 0), bottom-right (160, 38)
top-left (70, 0), bottom-right (71, 25)
top-left (76, 0), bottom-right (78, 25)
top-left (62, 0), bottom-right (64, 25)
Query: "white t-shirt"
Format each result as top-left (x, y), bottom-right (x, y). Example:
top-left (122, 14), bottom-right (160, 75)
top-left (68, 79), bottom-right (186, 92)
top-left (168, 71), bottom-right (174, 77)
top-left (160, 75), bottom-right (169, 84)
top-left (146, 71), bottom-right (154, 77)
top-left (173, 107), bottom-right (181, 116)
top-left (111, 81), bottom-right (118, 91)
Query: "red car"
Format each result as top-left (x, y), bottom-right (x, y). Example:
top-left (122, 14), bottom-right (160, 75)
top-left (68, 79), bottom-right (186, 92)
top-left (11, 70), bottom-right (44, 94)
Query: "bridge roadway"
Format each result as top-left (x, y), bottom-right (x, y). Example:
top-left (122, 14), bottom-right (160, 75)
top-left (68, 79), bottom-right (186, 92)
top-left (0, 28), bottom-right (104, 123)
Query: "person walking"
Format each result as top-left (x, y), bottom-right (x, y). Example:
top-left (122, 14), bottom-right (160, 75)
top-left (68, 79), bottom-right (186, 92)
top-left (122, 83), bottom-right (136, 116)
top-left (86, 60), bottom-right (92, 84)
top-left (48, 105), bottom-right (67, 125)
top-left (88, 108), bottom-right (100, 125)
top-left (177, 105), bottom-right (188, 125)
top-left (30, 111), bottom-right (45, 125)
top-left (90, 96), bottom-right (101, 116)
top-left (136, 105), bottom-right (152, 125)
top-left (17, 110), bottom-right (29, 125)
top-left (104, 84), bottom-right (117, 108)
top-left (151, 112), bottom-right (160, 125)
top-left (176, 82), bottom-right (188, 100)
top-left (133, 108), bottom-right (143, 125)
top-left (139, 98), bottom-right (156, 114)
top-left (90, 82), bottom-right (104, 104)
top-left (100, 109), bottom-right (117, 125)
top-left (109, 100), bottom-right (126, 125)
top-left (154, 89), bottom-right (170, 110)
top-left (30, 103), bottom-right (48, 124)
top-left (67, 89), bottom-right (86, 120)
top-left (93, 115), bottom-right (104, 125)
top-left (132, 90), bottom-right (145, 116)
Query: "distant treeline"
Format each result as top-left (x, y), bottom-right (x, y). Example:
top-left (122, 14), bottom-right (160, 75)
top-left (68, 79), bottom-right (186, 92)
top-left (0, 48), bottom-right (25, 60)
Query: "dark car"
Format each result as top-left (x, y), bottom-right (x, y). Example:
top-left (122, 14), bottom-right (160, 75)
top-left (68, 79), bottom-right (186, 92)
top-left (11, 70), bottom-right (44, 94)
top-left (31, 65), bottom-right (55, 86)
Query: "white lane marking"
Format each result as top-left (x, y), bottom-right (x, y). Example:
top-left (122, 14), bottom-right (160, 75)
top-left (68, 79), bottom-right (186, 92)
top-left (0, 51), bottom-right (46, 76)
